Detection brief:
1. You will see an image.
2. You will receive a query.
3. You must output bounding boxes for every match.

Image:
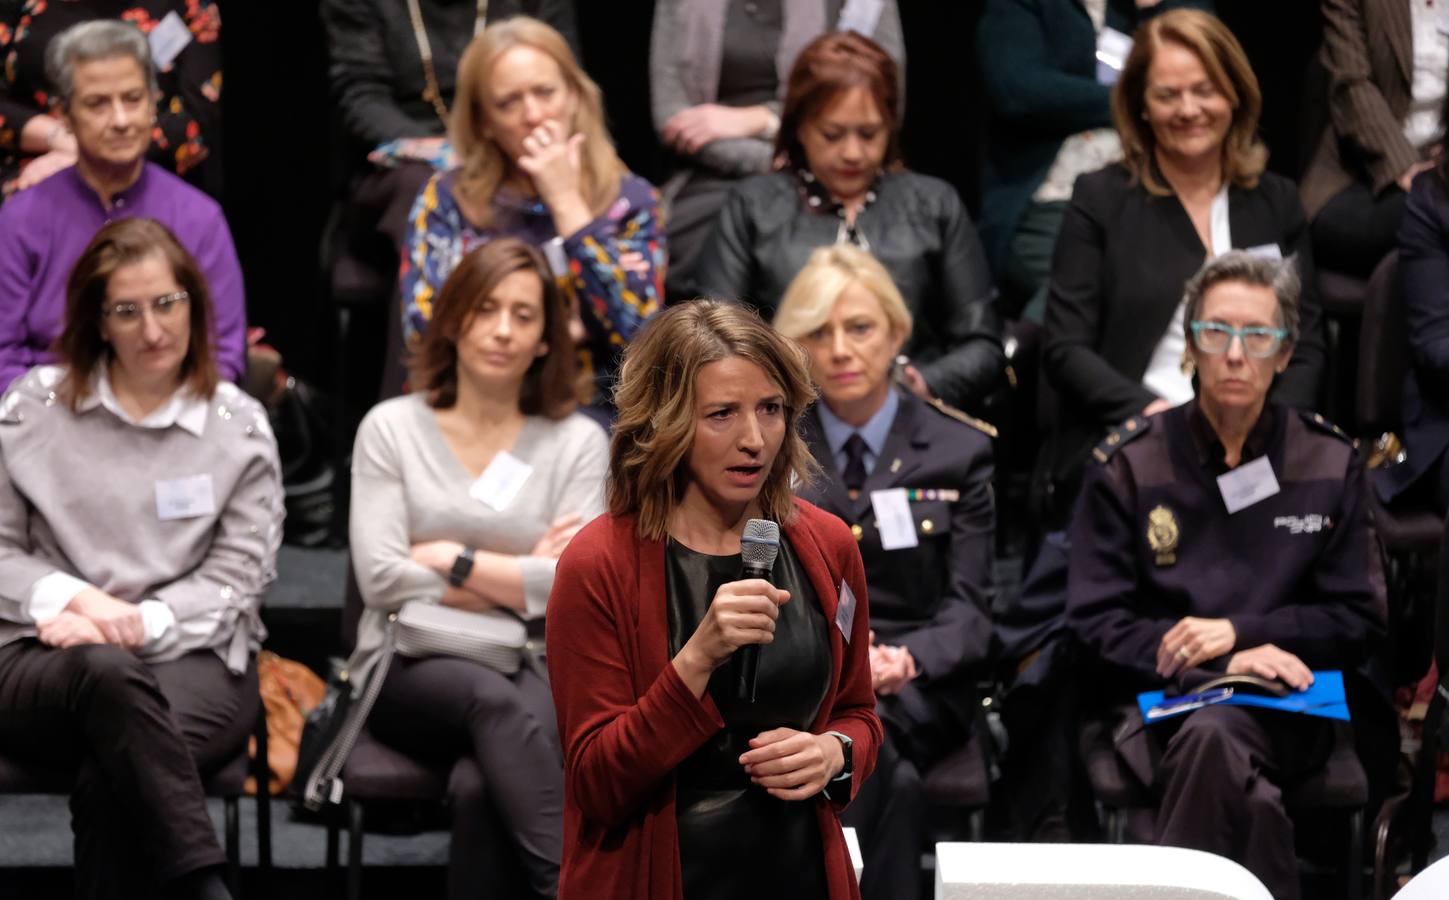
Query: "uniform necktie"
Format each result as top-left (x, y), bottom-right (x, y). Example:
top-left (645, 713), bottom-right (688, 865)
top-left (843, 433), bottom-right (868, 493)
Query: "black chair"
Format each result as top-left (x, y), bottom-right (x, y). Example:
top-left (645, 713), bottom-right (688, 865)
top-left (1079, 709), bottom-right (1367, 899)
top-left (1357, 252), bottom-right (1443, 682)
top-left (0, 702), bottom-right (272, 895)
top-left (324, 567), bottom-right (526, 900)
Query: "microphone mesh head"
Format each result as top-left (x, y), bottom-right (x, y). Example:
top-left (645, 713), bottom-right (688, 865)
top-left (741, 519), bottom-right (781, 571)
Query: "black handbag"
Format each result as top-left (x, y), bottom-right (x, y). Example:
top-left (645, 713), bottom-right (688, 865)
top-left (293, 619), bottom-right (395, 812)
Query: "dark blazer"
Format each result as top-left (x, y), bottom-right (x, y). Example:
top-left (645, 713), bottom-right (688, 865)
top-left (1300, 0), bottom-right (1417, 218)
top-left (547, 500), bottom-right (881, 900)
top-left (975, 0), bottom-right (1211, 272)
top-left (1380, 170), bottom-right (1449, 502)
top-left (797, 390), bottom-right (995, 686)
top-left (1041, 164), bottom-right (1325, 498)
top-left (697, 170), bottom-right (1006, 413)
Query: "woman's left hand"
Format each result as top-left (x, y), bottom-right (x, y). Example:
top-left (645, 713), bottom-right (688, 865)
top-left (36, 611), bottom-right (107, 648)
top-left (739, 727), bottom-right (844, 801)
top-left (410, 540), bottom-right (464, 575)
top-left (1156, 616), bottom-right (1237, 677)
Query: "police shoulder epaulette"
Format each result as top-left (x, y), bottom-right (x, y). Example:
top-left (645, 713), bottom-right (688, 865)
top-left (1091, 415), bottom-right (1151, 464)
top-left (926, 398), bottom-right (998, 438)
top-left (1299, 410), bottom-right (1354, 445)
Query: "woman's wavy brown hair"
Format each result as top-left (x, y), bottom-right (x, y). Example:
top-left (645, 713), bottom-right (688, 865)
top-left (451, 16), bottom-right (624, 228)
top-left (776, 30), bottom-right (902, 174)
top-left (409, 237), bottom-right (577, 418)
top-left (55, 217), bottom-right (217, 411)
top-left (1111, 9), bottom-right (1266, 196)
top-left (608, 301), bottom-right (820, 541)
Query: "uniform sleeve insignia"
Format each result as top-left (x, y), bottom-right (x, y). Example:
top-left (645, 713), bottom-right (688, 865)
top-left (926, 398), bottom-right (997, 438)
top-left (1092, 415), bottom-right (1151, 463)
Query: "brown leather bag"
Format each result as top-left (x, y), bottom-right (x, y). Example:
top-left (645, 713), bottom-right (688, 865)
top-left (247, 650), bottom-right (327, 795)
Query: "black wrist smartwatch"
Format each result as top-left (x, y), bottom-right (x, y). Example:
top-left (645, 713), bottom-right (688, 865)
top-left (825, 730), bottom-right (853, 783)
top-left (448, 546), bottom-right (476, 587)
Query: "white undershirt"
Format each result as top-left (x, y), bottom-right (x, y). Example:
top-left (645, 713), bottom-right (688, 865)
top-left (1405, 0), bottom-right (1449, 150)
top-left (1141, 185), bottom-right (1231, 406)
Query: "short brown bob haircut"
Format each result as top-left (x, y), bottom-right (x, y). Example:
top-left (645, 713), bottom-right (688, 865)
top-left (777, 30), bottom-right (902, 175)
top-left (409, 237), bottom-right (577, 418)
top-left (1111, 9), bottom-right (1266, 197)
top-left (609, 300), bottom-right (819, 541)
top-left (56, 217), bottom-right (218, 411)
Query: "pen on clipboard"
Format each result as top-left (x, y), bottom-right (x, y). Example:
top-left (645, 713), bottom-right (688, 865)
top-left (1145, 687), bottom-right (1235, 721)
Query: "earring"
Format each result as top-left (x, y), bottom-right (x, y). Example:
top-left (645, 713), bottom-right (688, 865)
top-left (1179, 353), bottom-right (1195, 376)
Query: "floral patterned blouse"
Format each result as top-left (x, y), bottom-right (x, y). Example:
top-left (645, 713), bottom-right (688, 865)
top-left (401, 170), bottom-right (667, 403)
top-left (0, 0), bottom-right (222, 200)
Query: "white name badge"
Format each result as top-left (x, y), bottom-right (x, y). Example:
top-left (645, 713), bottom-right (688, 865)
top-left (1096, 27), bottom-right (1133, 86)
top-left (148, 11), bottom-right (193, 71)
top-left (539, 236), bottom-right (569, 278)
top-left (1216, 455), bottom-right (1281, 514)
top-left (837, 0), bottom-right (886, 35)
top-left (870, 488), bottom-right (919, 551)
top-left (1242, 243), bottom-right (1284, 261)
top-left (155, 474), bottom-right (217, 521)
top-left (469, 450), bottom-right (533, 512)
top-left (835, 580), bottom-right (858, 642)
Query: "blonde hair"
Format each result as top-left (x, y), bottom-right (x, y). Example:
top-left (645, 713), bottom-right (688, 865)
top-left (608, 301), bottom-right (820, 541)
top-left (1111, 9), bottom-right (1266, 196)
top-left (450, 16), bottom-right (624, 227)
top-left (773, 244), bottom-right (913, 342)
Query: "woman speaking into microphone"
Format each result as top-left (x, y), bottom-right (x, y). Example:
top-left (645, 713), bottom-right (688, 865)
top-left (546, 300), bottom-right (880, 900)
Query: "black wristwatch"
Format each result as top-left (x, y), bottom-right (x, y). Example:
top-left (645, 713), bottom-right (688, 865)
top-left (826, 730), bottom-right (853, 783)
top-left (448, 546), bottom-right (476, 587)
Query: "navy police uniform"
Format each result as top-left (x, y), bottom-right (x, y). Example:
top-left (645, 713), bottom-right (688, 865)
top-left (798, 388), bottom-right (995, 900)
top-left (1067, 401), bottom-right (1385, 900)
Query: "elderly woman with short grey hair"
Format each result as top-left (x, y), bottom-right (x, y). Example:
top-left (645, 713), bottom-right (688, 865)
top-left (0, 17), bottom-right (245, 392)
top-left (0, 2), bottom-right (222, 197)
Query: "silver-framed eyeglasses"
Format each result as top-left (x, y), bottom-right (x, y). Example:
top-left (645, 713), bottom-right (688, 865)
top-left (1188, 320), bottom-right (1287, 358)
top-left (102, 291), bottom-right (189, 326)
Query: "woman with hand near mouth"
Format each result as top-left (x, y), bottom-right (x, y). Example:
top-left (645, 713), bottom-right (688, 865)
top-left (775, 244), bottom-right (995, 900)
top-left (350, 237), bottom-right (608, 899)
top-left (546, 300), bottom-right (880, 900)
top-left (400, 16), bottom-right (664, 408)
top-left (1040, 8), bottom-right (1325, 525)
top-left (697, 30), bottom-right (1004, 416)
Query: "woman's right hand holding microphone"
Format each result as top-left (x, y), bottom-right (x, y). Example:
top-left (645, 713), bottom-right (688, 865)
top-left (672, 579), bottom-right (790, 698)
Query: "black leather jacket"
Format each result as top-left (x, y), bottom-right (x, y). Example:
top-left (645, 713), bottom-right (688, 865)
top-left (696, 169), bottom-right (1007, 413)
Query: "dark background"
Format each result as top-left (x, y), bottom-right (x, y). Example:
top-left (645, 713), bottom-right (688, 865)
top-left (219, 0), bottom-right (1322, 390)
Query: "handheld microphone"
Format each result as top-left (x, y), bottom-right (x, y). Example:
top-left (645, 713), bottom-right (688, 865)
top-left (736, 518), bottom-right (781, 702)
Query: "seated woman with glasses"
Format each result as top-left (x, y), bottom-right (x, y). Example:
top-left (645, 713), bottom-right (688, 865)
top-left (0, 217), bottom-right (282, 900)
top-left (1041, 10), bottom-right (1325, 525)
top-left (1066, 251), bottom-right (1384, 900)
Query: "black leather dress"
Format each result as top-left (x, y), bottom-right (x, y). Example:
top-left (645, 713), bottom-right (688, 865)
top-left (666, 536), bottom-right (831, 900)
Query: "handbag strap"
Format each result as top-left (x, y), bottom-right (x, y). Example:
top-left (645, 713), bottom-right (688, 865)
top-left (407, 0), bottom-right (488, 127)
top-left (301, 616), bottom-right (397, 811)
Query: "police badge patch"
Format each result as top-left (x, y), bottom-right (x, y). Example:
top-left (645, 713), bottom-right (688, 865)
top-left (1148, 505), bottom-right (1179, 566)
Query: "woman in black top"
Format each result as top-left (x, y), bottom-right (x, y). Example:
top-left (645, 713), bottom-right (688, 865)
top-left (697, 30), bottom-right (1004, 415)
top-left (1041, 9), bottom-right (1324, 521)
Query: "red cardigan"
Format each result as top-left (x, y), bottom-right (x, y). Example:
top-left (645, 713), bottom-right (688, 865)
top-left (546, 499), bottom-right (882, 900)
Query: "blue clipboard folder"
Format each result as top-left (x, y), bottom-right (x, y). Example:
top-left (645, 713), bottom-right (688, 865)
top-left (1137, 670), bottom-right (1350, 723)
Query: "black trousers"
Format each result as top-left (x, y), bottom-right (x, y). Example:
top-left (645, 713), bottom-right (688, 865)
top-left (1149, 706), bottom-right (1332, 900)
top-left (0, 640), bottom-right (255, 898)
top-left (1311, 181), bottom-right (1408, 279)
top-left (841, 679), bottom-right (970, 900)
top-left (369, 655), bottom-right (563, 900)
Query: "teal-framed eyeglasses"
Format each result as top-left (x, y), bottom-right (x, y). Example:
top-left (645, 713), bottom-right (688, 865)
top-left (1188, 320), bottom-right (1288, 358)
